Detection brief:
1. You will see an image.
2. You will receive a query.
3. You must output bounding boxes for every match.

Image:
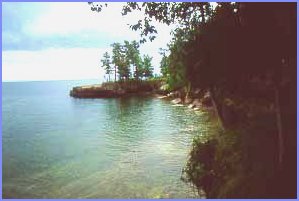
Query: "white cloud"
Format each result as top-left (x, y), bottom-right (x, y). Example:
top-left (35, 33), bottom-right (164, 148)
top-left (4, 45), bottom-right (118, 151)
top-left (3, 2), bottom-right (176, 81)
top-left (27, 2), bottom-right (175, 44)
top-left (27, 3), bottom-right (140, 40)
top-left (2, 48), bottom-right (109, 81)
top-left (2, 46), bottom-right (165, 82)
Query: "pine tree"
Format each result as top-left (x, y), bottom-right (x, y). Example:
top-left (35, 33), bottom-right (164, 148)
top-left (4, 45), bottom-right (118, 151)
top-left (100, 52), bottom-right (112, 82)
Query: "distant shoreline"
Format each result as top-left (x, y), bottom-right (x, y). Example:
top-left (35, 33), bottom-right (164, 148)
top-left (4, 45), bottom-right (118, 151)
top-left (2, 78), bottom-right (103, 83)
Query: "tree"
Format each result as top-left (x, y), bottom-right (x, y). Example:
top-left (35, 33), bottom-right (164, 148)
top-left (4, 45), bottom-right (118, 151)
top-left (100, 52), bottom-right (112, 82)
top-left (141, 54), bottom-right (153, 79)
top-left (159, 53), bottom-right (169, 78)
top-left (111, 42), bottom-right (122, 81)
top-left (124, 40), bottom-right (142, 80)
top-left (117, 54), bottom-right (130, 81)
top-left (90, 3), bottom-right (297, 197)
top-left (111, 40), bottom-right (155, 81)
top-left (111, 42), bottom-right (130, 81)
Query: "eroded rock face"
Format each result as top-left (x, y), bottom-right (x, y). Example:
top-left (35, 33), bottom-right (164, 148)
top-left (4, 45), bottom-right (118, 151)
top-left (194, 88), bottom-right (202, 96)
top-left (165, 89), bottom-right (208, 109)
top-left (70, 85), bottom-right (125, 98)
top-left (172, 98), bottom-right (182, 104)
top-left (70, 86), bottom-right (121, 98)
top-left (116, 89), bottom-right (126, 95)
top-left (201, 92), bottom-right (213, 107)
top-left (168, 90), bottom-right (183, 99)
top-left (188, 104), bottom-right (195, 109)
top-left (184, 97), bottom-right (193, 104)
top-left (192, 99), bottom-right (202, 108)
top-left (70, 82), bottom-right (167, 99)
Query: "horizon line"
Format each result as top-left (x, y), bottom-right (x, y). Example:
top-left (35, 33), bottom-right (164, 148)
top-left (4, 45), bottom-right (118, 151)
top-left (2, 78), bottom-right (103, 83)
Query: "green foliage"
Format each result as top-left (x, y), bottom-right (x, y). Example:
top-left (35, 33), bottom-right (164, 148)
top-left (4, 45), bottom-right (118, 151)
top-left (141, 55), bottom-right (154, 78)
top-left (111, 42), bottom-right (134, 81)
top-left (159, 35), bottom-right (189, 91)
top-left (124, 40), bottom-right (143, 79)
top-left (94, 2), bottom-right (296, 198)
top-left (159, 54), bottom-right (168, 78)
top-left (103, 40), bottom-right (155, 82)
top-left (101, 79), bottom-right (163, 94)
top-left (183, 100), bottom-right (296, 198)
top-left (101, 52), bottom-right (112, 82)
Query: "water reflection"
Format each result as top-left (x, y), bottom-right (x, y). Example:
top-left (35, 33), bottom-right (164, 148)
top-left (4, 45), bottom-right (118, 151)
top-left (3, 87), bottom-right (213, 198)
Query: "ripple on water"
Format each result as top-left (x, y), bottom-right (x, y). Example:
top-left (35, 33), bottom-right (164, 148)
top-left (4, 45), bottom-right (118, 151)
top-left (3, 84), bottom-right (213, 198)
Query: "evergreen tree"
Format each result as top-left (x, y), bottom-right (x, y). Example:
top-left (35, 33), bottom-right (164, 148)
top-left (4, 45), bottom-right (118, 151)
top-left (141, 55), bottom-right (153, 79)
top-left (124, 40), bottom-right (142, 80)
top-left (100, 52), bottom-right (112, 82)
top-left (111, 42), bottom-right (130, 81)
top-left (111, 42), bottom-right (122, 81)
top-left (91, 2), bottom-right (297, 198)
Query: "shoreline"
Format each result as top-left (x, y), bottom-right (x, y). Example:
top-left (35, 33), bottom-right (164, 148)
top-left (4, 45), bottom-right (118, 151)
top-left (70, 83), bottom-right (213, 112)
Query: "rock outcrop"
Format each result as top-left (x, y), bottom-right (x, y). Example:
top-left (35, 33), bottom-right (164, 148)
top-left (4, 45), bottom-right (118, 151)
top-left (70, 80), bottom-right (167, 98)
top-left (70, 86), bottom-right (124, 98)
top-left (162, 87), bottom-right (212, 111)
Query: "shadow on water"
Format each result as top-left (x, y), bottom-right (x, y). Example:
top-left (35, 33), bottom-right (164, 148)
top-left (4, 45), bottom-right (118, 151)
top-left (3, 82), bottom-right (215, 198)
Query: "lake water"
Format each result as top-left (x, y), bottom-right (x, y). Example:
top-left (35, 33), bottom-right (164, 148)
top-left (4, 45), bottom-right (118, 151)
top-left (2, 80), bottom-right (213, 198)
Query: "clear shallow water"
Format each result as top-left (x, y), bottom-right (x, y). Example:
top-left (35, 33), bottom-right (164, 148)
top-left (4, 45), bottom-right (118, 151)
top-left (2, 80), bottom-right (213, 198)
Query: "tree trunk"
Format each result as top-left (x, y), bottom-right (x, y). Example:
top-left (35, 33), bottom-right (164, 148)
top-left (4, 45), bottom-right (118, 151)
top-left (209, 87), bottom-right (225, 129)
top-left (114, 66), bottom-right (117, 82)
top-left (135, 66), bottom-right (139, 81)
top-left (275, 86), bottom-right (284, 167)
top-left (185, 82), bottom-right (191, 100)
top-left (199, 4), bottom-right (205, 24)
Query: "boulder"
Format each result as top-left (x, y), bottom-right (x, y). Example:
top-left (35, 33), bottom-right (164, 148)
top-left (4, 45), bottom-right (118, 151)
top-left (167, 92), bottom-right (175, 98)
top-left (172, 98), bottom-right (182, 104)
top-left (167, 90), bottom-right (181, 98)
top-left (155, 89), bottom-right (168, 95)
top-left (201, 92), bottom-right (213, 107)
top-left (158, 95), bottom-right (168, 99)
top-left (194, 88), bottom-right (202, 96)
top-left (184, 97), bottom-right (193, 104)
top-left (188, 104), bottom-right (195, 109)
top-left (192, 99), bottom-right (202, 108)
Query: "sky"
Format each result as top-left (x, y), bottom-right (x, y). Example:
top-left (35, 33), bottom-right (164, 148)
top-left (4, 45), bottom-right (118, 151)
top-left (2, 2), bottom-right (175, 82)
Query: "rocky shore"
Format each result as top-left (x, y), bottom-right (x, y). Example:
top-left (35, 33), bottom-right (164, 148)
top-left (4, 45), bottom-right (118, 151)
top-left (69, 80), bottom-right (167, 98)
top-left (158, 89), bottom-right (213, 111)
top-left (70, 85), bottom-right (125, 98)
top-left (69, 81), bottom-right (213, 111)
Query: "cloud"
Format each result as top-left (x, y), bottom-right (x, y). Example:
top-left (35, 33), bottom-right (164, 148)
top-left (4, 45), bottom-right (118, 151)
top-left (2, 2), bottom-right (175, 81)
top-left (2, 48), bottom-right (109, 81)
top-left (2, 46), bottom-right (163, 82)
top-left (3, 3), bottom-right (123, 50)
top-left (3, 2), bottom-right (174, 50)
top-left (3, 2), bottom-right (155, 51)
top-left (2, 2), bottom-right (46, 50)
top-left (3, 31), bottom-right (117, 51)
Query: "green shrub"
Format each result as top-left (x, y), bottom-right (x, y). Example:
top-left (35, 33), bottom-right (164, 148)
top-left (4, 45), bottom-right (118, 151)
top-left (182, 111), bottom-right (294, 198)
